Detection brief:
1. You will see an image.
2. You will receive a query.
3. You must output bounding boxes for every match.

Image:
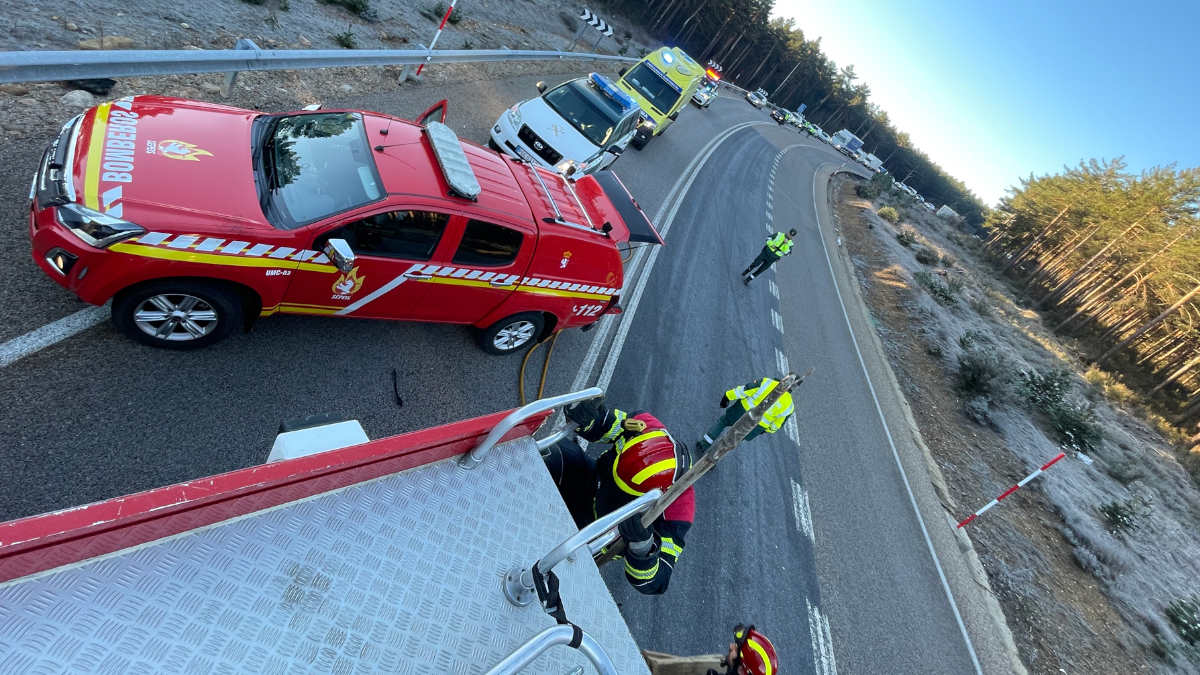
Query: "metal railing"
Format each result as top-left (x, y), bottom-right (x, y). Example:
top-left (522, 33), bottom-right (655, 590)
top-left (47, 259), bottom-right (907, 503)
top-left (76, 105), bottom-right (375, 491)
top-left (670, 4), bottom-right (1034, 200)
top-left (0, 45), bottom-right (637, 84)
top-left (502, 489), bottom-right (660, 607)
top-left (460, 387), bottom-right (602, 469)
top-left (485, 624), bottom-right (616, 675)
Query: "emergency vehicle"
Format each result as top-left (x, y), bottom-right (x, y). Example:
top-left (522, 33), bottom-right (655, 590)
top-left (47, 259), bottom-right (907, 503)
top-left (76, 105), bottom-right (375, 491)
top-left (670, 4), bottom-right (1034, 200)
top-left (0, 389), bottom-right (658, 672)
top-left (489, 73), bottom-right (641, 176)
top-left (690, 67), bottom-right (721, 109)
top-left (616, 47), bottom-right (705, 149)
top-left (28, 96), bottom-right (662, 354)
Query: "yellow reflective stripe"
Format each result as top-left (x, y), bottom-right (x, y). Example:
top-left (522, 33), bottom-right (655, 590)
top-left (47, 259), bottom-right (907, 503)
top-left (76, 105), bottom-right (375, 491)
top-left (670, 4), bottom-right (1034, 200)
top-left (109, 242), bottom-right (338, 273)
top-left (82, 102), bottom-right (111, 210)
top-left (621, 429), bottom-right (667, 450)
top-left (660, 537), bottom-right (683, 558)
top-left (624, 559), bottom-right (659, 580)
top-left (600, 410), bottom-right (627, 443)
top-left (746, 638), bottom-right (773, 675)
top-left (412, 275), bottom-right (611, 301)
top-left (631, 458), bottom-right (676, 486)
top-left (611, 456), bottom-right (643, 496)
top-left (276, 303), bottom-right (341, 315)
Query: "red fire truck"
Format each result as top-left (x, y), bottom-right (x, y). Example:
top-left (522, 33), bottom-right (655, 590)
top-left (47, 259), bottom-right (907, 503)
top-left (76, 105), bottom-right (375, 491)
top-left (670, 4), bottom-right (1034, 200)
top-left (0, 389), bottom-right (656, 672)
top-left (29, 96), bottom-right (661, 354)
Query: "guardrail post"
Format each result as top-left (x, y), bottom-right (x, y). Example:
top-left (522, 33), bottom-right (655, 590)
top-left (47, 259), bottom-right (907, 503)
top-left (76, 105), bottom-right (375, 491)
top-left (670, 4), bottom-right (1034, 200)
top-left (396, 44), bottom-right (427, 85)
top-left (220, 38), bottom-right (260, 97)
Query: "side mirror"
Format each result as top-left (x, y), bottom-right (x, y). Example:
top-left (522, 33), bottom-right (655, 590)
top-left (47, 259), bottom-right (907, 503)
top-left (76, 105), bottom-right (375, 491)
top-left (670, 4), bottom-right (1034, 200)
top-left (301, 103), bottom-right (322, 111)
top-left (324, 238), bottom-right (356, 274)
top-left (536, 81), bottom-right (547, 93)
top-left (618, 67), bottom-right (627, 76)
top-left (606, 145), bottom-right (623, 155)
top-left (668, 111), bottom-right (679, 121)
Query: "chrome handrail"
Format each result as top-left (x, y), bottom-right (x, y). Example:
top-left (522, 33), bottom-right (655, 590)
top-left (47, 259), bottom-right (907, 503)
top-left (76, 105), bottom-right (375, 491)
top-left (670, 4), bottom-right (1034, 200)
top-left (503, 489), bottom-right (660, 607)
top-left (459, 387), bottom-right (603, 469)
top-left (485, 625), bottom-right (616, 675)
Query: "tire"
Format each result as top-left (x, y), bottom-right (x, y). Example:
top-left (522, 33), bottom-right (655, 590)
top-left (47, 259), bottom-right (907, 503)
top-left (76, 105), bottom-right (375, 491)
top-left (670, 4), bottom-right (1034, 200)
top-left (112, 280), bottom-right (243, 350)
top-left (478, 312), bottom-right (544, 355)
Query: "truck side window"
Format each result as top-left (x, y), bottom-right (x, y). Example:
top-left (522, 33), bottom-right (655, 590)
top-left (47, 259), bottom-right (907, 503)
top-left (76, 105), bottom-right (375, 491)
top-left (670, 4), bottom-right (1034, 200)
top-left (321, 210), bottom-right (449, 260)
top-left (452, 220), bottom-right (523, 267)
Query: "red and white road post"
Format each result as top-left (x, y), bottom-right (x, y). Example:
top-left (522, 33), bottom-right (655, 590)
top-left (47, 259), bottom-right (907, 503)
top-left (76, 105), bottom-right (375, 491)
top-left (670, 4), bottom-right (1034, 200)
top-left (956, 452), bottom-right (1066, 528)
top-left (416, 0), bottom-right (458, 76)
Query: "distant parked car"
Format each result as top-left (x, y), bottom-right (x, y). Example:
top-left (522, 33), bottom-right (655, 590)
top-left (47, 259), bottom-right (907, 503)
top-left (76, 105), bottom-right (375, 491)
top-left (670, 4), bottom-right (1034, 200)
top-left (746, 89), bottom-right (767, 108)
top-left (770, 108), bottom-right (789, 124)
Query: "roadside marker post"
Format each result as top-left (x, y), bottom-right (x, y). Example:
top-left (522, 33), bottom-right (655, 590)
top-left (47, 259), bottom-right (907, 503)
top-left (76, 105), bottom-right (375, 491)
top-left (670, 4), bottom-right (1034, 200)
top-left (569, 8), bottom-right (615, 52)
top-left (415, 0), bottom-right (457, 76)
top-left (956, 452), bottom-right (1066, 528)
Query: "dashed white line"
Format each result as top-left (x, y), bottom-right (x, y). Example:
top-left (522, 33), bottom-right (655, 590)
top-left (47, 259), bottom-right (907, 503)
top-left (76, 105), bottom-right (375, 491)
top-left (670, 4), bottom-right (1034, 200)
top-left (765, 223), bottom-right (773, 233)
top-left (807, 599), bottom-right (838, 675)
top-left (791, 479), bottom-right (814, 541)
top-left (785, 415), bottom-right (800, 447)
top-left (769, 279), bottom-right (780, 299)
top-left (775, 346), bottom-right (789, 375)
top-left (771, 309), bottom-right (784, 333)
top-left (0, 305), bottom-right (109, 368)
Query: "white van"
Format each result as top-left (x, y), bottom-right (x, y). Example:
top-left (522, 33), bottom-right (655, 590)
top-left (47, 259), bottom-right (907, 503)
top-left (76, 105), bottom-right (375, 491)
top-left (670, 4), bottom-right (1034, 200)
top-left (490, 73), bottom-right (641, 175)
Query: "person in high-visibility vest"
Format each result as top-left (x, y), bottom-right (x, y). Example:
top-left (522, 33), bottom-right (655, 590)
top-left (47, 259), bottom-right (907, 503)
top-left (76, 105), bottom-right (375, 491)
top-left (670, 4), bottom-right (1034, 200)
top-left (742, 229), bottom-right (796, 284)
top-left (542, 397), bottom-right (694, 595)
top-left (696, 377), bottom-right (795, 452)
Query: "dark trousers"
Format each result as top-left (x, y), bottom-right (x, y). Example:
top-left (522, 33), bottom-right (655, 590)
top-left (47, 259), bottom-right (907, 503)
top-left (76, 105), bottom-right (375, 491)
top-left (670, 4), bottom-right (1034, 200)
top-left (698, 404), bottom-right (765, 451)
top-left (743, 246), bottom-right (779, 278)
top-left (542, 438), bottom-right (598, 529)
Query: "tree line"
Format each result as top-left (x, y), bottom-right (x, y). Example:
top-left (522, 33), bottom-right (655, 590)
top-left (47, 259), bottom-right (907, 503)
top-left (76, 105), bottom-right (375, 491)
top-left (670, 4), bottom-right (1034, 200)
top-left (596, 0), bottom-right (987, 225)
top-left (982, 158), bottom-right (1200, 448)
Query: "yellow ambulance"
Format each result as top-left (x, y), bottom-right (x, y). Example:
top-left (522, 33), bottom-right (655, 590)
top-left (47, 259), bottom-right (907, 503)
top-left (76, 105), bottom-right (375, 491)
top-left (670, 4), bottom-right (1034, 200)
top-left (617, 46), bottom-right (704, 149)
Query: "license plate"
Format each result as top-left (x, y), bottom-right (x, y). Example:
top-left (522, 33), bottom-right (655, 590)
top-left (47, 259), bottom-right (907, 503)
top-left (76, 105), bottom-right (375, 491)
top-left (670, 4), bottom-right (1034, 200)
top-left (515, 146), bottom-right (535, 163)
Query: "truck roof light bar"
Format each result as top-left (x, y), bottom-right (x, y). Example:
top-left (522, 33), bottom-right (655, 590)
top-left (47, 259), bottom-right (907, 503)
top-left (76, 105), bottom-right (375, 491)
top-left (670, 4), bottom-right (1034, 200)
top-left (424, 121), bottom-right (481, 201)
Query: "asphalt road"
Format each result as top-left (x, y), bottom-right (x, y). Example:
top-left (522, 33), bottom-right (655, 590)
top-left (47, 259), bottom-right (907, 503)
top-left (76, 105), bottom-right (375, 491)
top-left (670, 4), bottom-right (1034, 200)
top-left (0, 78), bottom-right (985, 673)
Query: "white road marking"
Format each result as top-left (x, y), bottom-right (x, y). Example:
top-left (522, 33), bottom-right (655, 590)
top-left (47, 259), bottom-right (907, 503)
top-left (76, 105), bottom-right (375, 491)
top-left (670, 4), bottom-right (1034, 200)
top-left (791, 479), bottom-right (814, 541)
top-left (594, 122), bottom-right (773, 394)
top-left (765, 223), bottom-right (772, 233)
top-left (568, 121), bottom-right (770, 400)
top-left (0, 305), bottom-right (109, 368)
top-left (769, 279), bottom-right (780, 299)
top-left (811, 162), bottom-right (983, 673)
top-left (807, 599), bottom-right (838, 675)
top-left (771, 309), bottom-right (784, 333)
top-left (775, 347), bottom-right (789, 375)
top-left (785, 415), bottom-right (800, 446)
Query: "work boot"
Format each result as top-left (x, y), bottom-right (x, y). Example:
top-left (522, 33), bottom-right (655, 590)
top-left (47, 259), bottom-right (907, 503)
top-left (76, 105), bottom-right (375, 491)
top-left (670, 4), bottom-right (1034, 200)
top-left (744, 274), bottom-right (754, 285)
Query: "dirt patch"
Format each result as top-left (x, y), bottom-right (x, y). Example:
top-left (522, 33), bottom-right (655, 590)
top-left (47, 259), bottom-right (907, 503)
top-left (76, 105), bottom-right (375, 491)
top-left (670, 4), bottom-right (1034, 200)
top-left (834, 177), bottom-right (1200, 674)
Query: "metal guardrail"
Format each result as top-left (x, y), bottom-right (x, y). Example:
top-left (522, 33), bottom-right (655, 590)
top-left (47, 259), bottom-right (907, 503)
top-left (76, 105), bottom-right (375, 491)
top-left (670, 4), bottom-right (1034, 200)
top-left (0, 45), bottom-right (637, 84)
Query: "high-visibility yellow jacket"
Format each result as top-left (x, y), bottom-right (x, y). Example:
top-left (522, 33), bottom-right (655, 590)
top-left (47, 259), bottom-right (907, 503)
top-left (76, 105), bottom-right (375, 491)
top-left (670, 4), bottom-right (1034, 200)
top-left (766, 232), bottom-right (794, 256)
top-left (725, 377), bottom-right (795, 433)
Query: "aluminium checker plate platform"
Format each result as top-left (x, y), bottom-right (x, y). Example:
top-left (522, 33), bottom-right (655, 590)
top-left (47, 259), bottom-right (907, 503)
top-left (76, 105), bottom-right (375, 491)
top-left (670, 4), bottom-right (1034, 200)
top-left (0, 437), bottom-right (649, 674)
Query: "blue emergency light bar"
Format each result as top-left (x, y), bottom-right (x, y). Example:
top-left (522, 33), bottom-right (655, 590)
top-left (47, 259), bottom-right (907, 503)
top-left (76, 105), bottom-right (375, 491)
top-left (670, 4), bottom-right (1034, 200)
top-left (589, 72), bottom-right (636, 111)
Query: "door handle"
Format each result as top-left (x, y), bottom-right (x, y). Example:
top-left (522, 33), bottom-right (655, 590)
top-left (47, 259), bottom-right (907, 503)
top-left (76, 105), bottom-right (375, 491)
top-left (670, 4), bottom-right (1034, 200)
top-left (404, 272), bottom-right (433, 280)
top-left (490, 278), bottom-right (515, 287)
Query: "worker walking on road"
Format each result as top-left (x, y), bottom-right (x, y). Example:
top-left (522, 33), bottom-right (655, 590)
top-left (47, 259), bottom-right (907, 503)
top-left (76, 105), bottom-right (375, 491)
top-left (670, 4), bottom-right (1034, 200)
top-left (696, 376), bottom-right (795, 453)
top-left (642, 624), bottom-right (779, 675)
top-left (742, 229), bottom-right (796, 284)
top-left (542, 397), bottom-right (695, 595)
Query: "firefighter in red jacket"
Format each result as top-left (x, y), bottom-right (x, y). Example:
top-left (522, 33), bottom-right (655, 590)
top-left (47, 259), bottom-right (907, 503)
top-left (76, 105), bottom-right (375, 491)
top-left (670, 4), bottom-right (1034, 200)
top-left (543, 398), bottom-right (694, 595)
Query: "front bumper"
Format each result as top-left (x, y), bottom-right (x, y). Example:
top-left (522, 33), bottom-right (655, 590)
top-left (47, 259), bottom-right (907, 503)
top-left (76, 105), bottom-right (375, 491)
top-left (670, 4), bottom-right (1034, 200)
top-left (490, 116), bottom-right (553, 170)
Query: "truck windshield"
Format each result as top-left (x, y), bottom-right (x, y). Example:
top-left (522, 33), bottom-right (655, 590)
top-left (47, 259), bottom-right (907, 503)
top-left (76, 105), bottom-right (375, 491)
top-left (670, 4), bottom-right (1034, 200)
top-left (257, 112), bottom-right (384, 229)
top-left (542, 80), bottom-right (627, 147)
top-left (621, 62), bottom-right (681, 115)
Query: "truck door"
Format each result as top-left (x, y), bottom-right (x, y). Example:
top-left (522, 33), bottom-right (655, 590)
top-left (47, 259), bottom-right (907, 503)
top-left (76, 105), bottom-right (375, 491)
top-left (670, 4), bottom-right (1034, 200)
top-left (421, 217), bottom-right (533, 324)
top-left (282, 207), bottom-right (456, 320)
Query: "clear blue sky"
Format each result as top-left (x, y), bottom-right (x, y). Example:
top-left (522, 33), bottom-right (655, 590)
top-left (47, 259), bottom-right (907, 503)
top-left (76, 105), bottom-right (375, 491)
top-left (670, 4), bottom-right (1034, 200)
top-left (771, 0), bottom-right (1200, 205)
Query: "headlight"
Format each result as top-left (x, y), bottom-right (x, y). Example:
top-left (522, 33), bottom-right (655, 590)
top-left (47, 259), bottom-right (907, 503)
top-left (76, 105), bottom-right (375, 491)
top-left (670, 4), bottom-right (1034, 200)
top-left (638, 116), bottom-right (657, 131)
top-left (506, 104), bottom-right (522, 127)
top-left (55, 203), bottom-right (145, 248)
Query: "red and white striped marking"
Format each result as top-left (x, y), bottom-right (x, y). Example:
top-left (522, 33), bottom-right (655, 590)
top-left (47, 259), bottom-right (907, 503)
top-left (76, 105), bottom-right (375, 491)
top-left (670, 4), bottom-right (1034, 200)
top-left (416, 0), bottom-right (457, 76)
top-left (956, 452), bottom-right (1065, 528)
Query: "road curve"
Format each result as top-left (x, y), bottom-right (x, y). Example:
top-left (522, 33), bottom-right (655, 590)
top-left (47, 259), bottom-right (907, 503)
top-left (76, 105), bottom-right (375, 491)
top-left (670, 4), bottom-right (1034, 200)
top-left (0, 76), bottom-right (991, 673)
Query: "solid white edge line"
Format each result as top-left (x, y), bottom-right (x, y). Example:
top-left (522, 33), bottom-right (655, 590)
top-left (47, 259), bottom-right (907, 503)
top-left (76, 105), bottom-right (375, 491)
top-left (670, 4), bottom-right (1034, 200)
top-left (809, 162), bottom-right (983, 674)
top-left (570, 120), bottom-right (765, 398)
top-left (0, 304), bottom-right (109, 368)
top-left (594, 122), bottom-right (770, 392)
